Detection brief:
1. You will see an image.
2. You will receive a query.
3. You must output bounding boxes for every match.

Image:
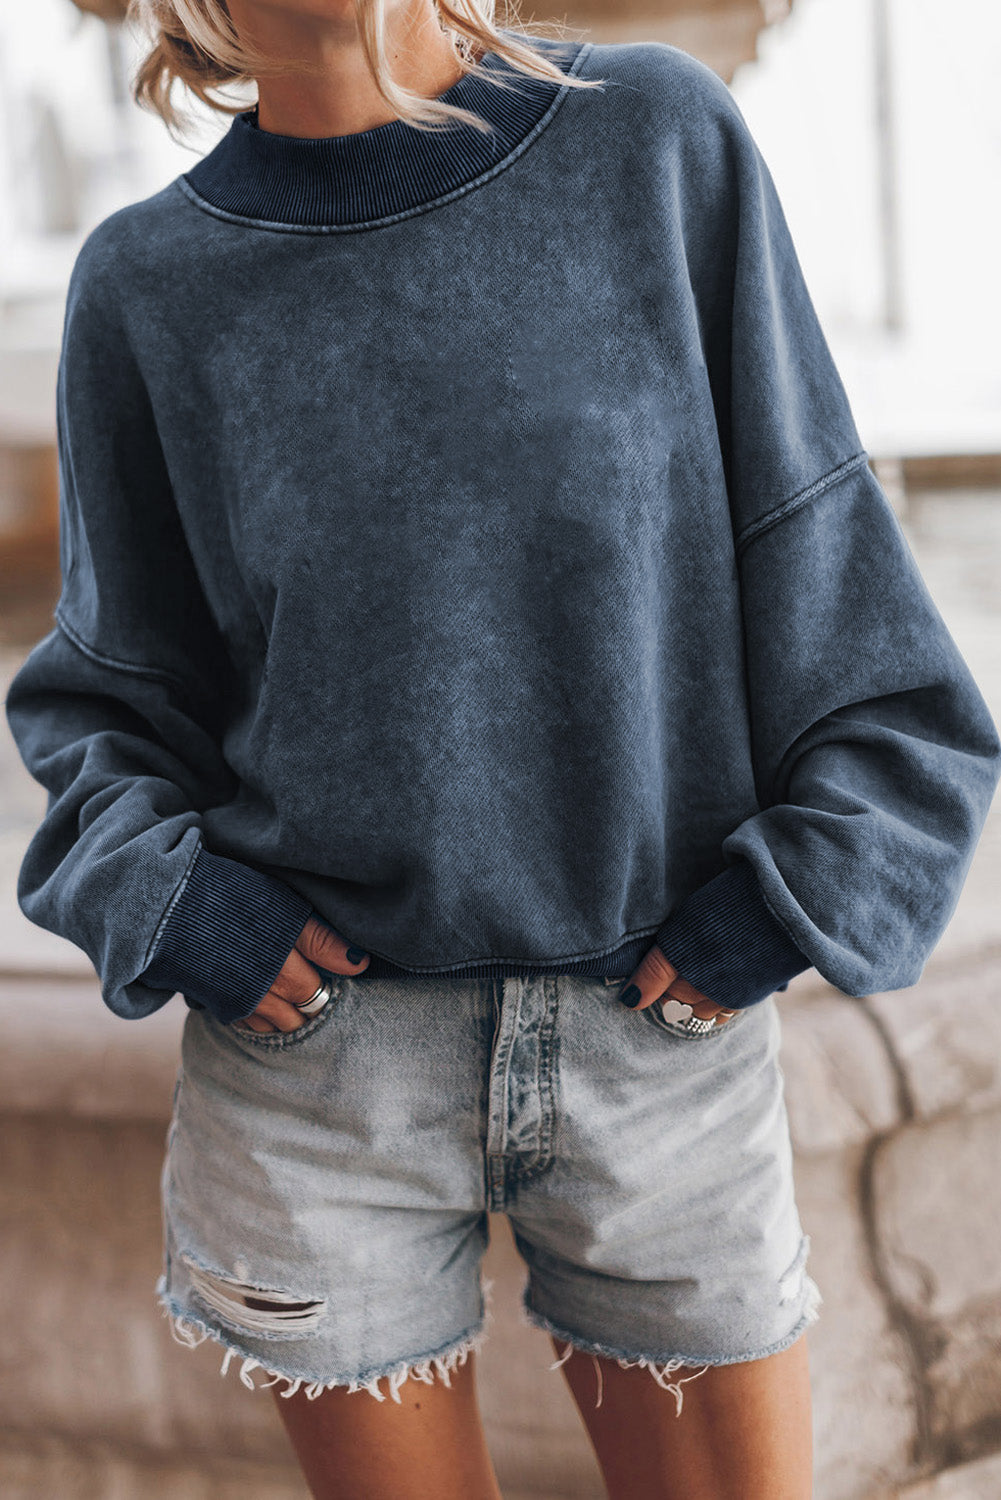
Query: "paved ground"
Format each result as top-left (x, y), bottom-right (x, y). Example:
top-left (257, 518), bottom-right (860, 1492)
top-left (1, 483), bottom-right (999, 1497)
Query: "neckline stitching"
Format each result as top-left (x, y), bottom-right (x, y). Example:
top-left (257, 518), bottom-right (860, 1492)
top-left (175, 38), bottom-right (595, 235)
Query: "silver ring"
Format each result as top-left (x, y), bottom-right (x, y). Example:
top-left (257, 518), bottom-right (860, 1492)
top-left (682, 1013), bottom-right (719, 1035)
top-left (295, 978), bottom-right (335, 1016)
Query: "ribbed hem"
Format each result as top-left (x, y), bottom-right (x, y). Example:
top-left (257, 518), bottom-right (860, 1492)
top-left (358, 932), bottom-right (654, 982)
top-left (140, 845), bottom-right (314, 1025)
top-left (653, 858), bottom-right (812, 1009)
top-left (180, 30), bottom-right (589, 228)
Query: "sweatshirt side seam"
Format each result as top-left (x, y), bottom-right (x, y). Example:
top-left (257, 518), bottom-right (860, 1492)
top-left (734, 450), bottom-right (871, 559)
top-left (54, 607), bottom-right (192, 696)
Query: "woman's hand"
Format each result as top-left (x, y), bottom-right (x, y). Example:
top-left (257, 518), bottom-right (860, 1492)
top-left (234, 915), bottom-right (370, 1034)
top-left (618, 943), bottom-right (738, 1026)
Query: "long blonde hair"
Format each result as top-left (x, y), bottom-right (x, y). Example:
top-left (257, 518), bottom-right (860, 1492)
top-left (126, 0), bottom-right (604, 144)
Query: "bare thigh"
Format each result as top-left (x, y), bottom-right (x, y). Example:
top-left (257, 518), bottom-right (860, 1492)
top-left (556, 1332), bottom-right (814, 1500)
top-left (269, 1349), bottom-right (502, 1500)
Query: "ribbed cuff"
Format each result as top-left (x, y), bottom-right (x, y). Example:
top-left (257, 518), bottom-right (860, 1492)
top-left (653, 858), bottom-right (812, 1009)
top-left (140, 845), bottom-right (315, 1025)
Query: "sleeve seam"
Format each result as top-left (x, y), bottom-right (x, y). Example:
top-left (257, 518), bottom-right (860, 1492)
top-left (54, 607), bottom-right (192, 696)
top-left (141, 836), bottom-right (205, 969)
top-left (734, 451), bottom-right (871, 559)
top-left (737, 854), bottom-right (810, 961)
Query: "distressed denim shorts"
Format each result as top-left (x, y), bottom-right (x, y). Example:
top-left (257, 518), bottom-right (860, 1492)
top-left (155, 970), bottom-right (822, 1414)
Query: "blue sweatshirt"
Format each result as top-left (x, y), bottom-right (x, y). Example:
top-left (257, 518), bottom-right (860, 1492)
top-left (5, 33), bottom-right (1000, 1027)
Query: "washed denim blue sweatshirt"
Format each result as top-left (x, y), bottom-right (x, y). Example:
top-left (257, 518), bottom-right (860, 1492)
top-left (5, 33), bottom-right (1000, 1027)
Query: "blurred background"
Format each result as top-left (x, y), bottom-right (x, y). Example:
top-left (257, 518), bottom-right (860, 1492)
top-left (1, 2), bottom-right (1000, 1496)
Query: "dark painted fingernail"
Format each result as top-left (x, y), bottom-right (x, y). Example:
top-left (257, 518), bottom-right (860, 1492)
top-left (619, 984), bottom-right (642, 1008)
top-left (346, 945), bottom-right (368, 964)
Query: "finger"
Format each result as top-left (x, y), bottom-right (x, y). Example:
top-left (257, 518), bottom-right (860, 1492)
top-left (664, 971), bottom-right (714, 1009)
top-left (618, 944), bottom-right (737, 1025)
top-left (656, 956), bottom-right (738, 1025)
top-left (234, 1009), bottom-right (277, 1034)
top-left (232, 931), bottom-right (346, 1035)
top-left (236, 992), bottom-right (318, 1034)
top-left (295, 914), bottom-right (370, 976)
top-left (262, 993), bottom-right (320, 1033)
top-left (269, 944), bottom-right (333, 1007)
top-left (617, 945), bottom-right (680, 1010)
top-left (666, 973), bottom-right (737, 1025)
top-left (686, 999), bottom-right (738, 1026)
top-left (657, 960), bottom-right (735, 1020)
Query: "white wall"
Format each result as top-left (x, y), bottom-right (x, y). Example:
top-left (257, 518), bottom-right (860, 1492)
top-left (4, 6), bottom-right (177, 243)
top-left (730, 0), bottom-right (1001, 454)
top-left (0, 3), bottom-right (239, 440)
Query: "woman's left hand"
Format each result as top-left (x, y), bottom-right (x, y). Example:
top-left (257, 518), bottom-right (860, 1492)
top-left (617, 943), bottom-right (738, 1026)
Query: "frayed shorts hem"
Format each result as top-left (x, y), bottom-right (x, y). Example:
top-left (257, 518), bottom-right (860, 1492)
top-left (154, 1274), bottom-right (492, 1405)
top-left (520, 1273), bottom-right (824, 1415)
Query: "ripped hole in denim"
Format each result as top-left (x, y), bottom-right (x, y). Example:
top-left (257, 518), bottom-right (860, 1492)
top-left (180, 1252), bottom-right (326, 1335)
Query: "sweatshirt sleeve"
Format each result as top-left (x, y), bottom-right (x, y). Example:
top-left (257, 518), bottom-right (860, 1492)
top-left (3, 221), bottom-right (313, 1024)
top-left (651, 62), bottom-right (1001, 1008)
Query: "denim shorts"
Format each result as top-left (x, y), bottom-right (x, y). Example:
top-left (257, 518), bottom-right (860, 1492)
top-left (155, 970), bottom-right (821, 1414)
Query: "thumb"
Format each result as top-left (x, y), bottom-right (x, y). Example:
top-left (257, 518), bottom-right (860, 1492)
top-left (294, 913), bottom-right (371, 976)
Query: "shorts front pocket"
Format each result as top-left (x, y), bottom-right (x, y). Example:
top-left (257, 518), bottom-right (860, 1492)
top-left (214, 973), bottom-right (347, 1051)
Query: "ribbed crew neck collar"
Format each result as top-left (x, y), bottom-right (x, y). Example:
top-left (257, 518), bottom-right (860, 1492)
top-left (181, 30), bottom-right (591, 229)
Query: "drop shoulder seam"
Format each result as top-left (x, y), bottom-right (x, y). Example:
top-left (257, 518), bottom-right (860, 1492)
top-left (54, 607), bottom-right (192, 696)
top-left (734, 451), bottom-right (871, 559)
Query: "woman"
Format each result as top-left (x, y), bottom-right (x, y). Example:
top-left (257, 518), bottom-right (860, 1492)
top-left (6, 1), bottom-right (999, 1496)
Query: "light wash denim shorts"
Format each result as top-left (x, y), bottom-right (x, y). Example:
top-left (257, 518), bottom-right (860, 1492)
top-left (155, 970), bottom-right (821, 1414)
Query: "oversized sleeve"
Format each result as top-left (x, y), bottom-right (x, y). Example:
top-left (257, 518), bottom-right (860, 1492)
top-left (651, 66), bottom-right (1001, 1007)
top-left (3, 224), bottom-right (313, 1023)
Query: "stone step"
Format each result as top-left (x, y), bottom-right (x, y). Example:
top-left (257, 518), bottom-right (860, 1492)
top-left (874, 1450), bottom-right (1001, 1499)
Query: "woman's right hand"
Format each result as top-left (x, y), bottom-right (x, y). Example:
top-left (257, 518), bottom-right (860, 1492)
top-left (233, 915), bottom-right (369, 1033)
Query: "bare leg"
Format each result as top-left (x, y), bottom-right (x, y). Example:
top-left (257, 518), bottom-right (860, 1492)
top-left (269, 1349), bottom-right (502, 1500)
top-left (555, 1332), bottom-right (813, 1500)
